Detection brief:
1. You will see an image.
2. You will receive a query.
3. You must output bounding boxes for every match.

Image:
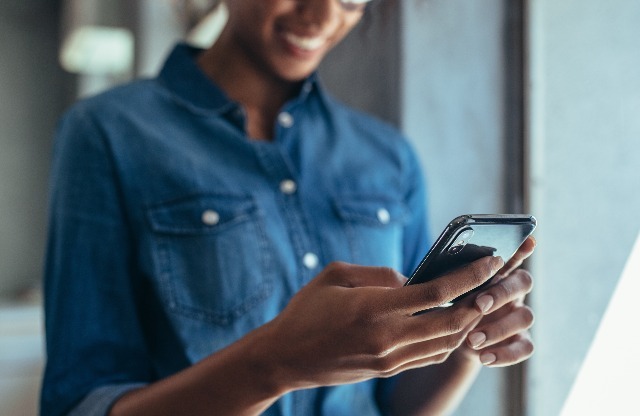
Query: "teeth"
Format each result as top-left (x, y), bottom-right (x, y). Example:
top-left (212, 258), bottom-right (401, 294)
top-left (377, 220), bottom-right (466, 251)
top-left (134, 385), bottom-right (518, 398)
top-left (283, 32), bottom-right (325, 51)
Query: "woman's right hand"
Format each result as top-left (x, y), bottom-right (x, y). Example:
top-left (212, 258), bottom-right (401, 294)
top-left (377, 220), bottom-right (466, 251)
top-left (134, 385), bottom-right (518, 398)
top-left (259, 256), bottom-right (505, 393)
top-left (110, 257), bottom-right (504, 416)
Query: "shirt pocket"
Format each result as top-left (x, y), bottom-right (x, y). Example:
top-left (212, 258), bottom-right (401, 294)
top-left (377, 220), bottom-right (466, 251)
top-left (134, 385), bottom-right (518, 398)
top-left (146, 194), bottom-right (274, 326)
top-left (333, 195), bottom-right (407, 269)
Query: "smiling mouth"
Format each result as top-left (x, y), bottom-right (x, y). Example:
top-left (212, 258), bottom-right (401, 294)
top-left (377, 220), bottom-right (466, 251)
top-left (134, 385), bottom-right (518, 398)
top-left (283, 32), bottom-right (327, 52)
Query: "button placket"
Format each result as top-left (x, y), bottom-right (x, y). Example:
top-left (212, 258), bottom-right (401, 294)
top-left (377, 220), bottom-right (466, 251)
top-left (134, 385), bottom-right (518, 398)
top-left (252, 139), bottom-right (320, 286)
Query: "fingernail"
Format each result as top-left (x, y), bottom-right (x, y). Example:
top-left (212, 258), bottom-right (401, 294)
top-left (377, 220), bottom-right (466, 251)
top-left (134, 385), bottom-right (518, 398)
top-left (476, 295), bottom-right (494, 313)
top-left (480, 353), bottom-right (497, 365)
top-left (492, 256), bottom-right (505, 270)
top-left (468, 332), bottom-right (486, 349)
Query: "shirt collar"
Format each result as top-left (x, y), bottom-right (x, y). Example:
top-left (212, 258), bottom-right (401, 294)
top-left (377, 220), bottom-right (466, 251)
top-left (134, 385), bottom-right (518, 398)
top-left (157, 43), bottom-right (233, 114)
top-left (157, 43), bottom-right (322, 115)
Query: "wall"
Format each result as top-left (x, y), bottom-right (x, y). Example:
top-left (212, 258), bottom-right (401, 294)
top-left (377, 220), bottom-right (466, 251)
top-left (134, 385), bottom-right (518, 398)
top-left (401, 1), bottom-right (508, 414)
top-left (0, 1), bottom-right (69, 414)
top-left (526, 1), bottom-right (640, 414)
top-left (0, 0), bottom-right (68, 301)
top-left (319, 2), bottom-right (401, 126)
top-left (0, 306), bottom-right (43, 416)
top-left (326, 1), bottom-right (513, 414)
top-left (401, 0), bottom-right (507, 237)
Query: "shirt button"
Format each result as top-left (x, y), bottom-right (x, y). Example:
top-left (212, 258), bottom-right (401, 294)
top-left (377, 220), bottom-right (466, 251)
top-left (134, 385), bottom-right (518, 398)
top-left (278, 111), bottom-right (294, 128)
top-left (280, 179), bottom-right (297, 195)
top-left (201, 209), bottom-right (220, 226)
top-left (302, 82), bottom-right (313, 94)
top-left (377, 208), bottom-right (391, 225)
top-left (303, 252), bottom-right (319, 269)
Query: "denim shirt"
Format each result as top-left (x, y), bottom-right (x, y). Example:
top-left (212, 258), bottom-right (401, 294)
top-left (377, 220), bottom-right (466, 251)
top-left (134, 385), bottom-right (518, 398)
top-left (41, 44), bottom-right (430, 416)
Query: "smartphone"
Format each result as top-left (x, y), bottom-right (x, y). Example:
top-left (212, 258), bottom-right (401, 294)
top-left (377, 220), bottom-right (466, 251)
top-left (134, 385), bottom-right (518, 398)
top-left (405, 214), bottom-right (536, 303)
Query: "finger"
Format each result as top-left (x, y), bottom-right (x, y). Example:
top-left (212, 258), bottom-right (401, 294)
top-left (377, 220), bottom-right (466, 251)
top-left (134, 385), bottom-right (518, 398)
top-left (496, 236), bottom-right (536, 278)
top-left (397, 301), bottom-right (482, 347)
top-left (379, 352), bottom-right (452, 378)
top-left (476, 332), bottom-right (535, 367)
top-left (467, 305), bottom-right (534, 350)
top-left (319, 262), bottom-right (407, 289)
top-left (389, 256), bottom-right (504, 314)
top-left (377, 315), bottom-right (481, 376)
top-left (473, 269), bottom-right (533, 314)
top-left (368, 330), bottom-right (470, 375)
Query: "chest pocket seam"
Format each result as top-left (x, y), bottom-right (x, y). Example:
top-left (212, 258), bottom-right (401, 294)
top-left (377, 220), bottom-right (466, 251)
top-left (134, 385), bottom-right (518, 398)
top-left (332, 194), bottom-right (408, 269)
top-left (146, 193), bottom-right (274, 326)
top-left (333, 194), bottom-right (408, 226)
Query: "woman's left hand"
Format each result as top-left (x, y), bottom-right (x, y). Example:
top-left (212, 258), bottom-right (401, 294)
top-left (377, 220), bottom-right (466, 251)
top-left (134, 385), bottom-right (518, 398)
top-left (458, 236), bottom-right (536, 367)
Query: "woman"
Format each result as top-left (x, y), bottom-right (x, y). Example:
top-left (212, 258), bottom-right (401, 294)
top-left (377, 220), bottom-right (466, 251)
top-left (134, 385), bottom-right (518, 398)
top-left (41, 1), bottom-right (535, 415)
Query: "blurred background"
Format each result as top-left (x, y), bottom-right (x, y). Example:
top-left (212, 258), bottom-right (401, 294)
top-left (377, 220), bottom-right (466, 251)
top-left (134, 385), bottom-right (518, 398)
top-left (1, 0), bottom-right (638, 415)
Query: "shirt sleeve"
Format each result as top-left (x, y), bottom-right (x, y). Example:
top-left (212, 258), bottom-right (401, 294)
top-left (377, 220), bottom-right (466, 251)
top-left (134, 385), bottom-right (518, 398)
top-left (40, 105), bottom-right (152, 416)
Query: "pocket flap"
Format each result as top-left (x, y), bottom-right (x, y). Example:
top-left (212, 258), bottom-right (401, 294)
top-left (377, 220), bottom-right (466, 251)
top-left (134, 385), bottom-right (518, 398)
top-left (333, 195), bottom-right (407, 226)
top-left (147, 194), bottom-right (257, 235)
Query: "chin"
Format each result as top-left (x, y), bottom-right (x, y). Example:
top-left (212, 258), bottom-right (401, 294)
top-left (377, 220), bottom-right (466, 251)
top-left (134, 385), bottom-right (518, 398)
top-left (274, 60), bottom-right (321, 82)
top-left (279, 70), bottom-right (314, 82)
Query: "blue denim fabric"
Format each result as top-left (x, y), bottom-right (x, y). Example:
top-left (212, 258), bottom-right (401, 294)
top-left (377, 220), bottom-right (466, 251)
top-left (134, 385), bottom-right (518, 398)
top-left (41, 44), bottom-right (430, 416)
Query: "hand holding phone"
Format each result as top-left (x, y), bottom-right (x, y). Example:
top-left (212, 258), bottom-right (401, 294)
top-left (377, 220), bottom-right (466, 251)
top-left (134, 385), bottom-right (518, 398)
top-left (406, 214), bottom-right (537, 304)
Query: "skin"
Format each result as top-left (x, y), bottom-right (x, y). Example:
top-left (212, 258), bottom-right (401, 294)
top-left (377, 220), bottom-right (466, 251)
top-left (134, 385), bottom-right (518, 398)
top-left (392, 237), bottom-right (536, 416)
top-left (110, 1), bottom-right (537, 414)
top-left (197, 0), bottom-right (366, 139)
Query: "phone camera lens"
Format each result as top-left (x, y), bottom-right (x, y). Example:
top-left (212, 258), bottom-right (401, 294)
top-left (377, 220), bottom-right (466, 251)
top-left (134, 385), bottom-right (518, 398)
top-left (448, 245), bottom-right (464, 255)
top-left (459, 229), bottom-right (474, 240)
top-left (447, 228), bottom-right (473, 255)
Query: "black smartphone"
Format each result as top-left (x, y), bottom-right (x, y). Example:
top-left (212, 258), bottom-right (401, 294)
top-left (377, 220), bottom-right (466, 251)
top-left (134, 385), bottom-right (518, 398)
top-left (405, 214), bottom-right (537, 303)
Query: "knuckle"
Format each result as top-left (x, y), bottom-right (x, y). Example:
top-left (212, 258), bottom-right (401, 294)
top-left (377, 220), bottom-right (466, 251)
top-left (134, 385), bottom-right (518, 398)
top-left (422, 284), bottom-right (447, 304)
top-left (517, 269), bottom-right (534, 292)
top-left (505, 334), bottom-right (535, 362)
top-left (447, 307), bottom-right (476, 334)
top-left (378, 266), bottom-right (399, 278)
top-left (524, 339), bottom-right (535, 356)
top-left (446, 312), bottom-right (466, 334)
top-left (363, 334), bottom-right (393, 358)
top-left (444, 333), bottom-right (463, 351)
top-left (514, 333), bottom-right (535, 358)
top-left (322, 261), bottom-right (348, 281)
top-left (520, 306), bottom-right (535, 327)
top-left (470, 258), bottom-right (494, 285)
top-left (496, 278), bottom-right (514, 301)
top-left (377, 266), bottom-right (407, 286)
top-left (351, 302), bottom-right (391, 337)
top-left (433, 352), bottom-right (451, 364)
top-left (326, 261), bottom-right (349, 274)
top-left (372, 355), bottom-right (396, 373)
top-left (470, 263), bottom-right (487, 285)
top-left (494, 323), bottom-right (508, 341)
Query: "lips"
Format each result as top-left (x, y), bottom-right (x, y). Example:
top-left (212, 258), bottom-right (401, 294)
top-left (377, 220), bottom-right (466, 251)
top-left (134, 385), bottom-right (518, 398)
top-left (282, 32), bottom-right (327, 52)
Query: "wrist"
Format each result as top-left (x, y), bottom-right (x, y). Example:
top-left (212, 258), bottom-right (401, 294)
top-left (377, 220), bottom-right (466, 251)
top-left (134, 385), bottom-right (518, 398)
top-left (242, 321), bottom-right (296, 399)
